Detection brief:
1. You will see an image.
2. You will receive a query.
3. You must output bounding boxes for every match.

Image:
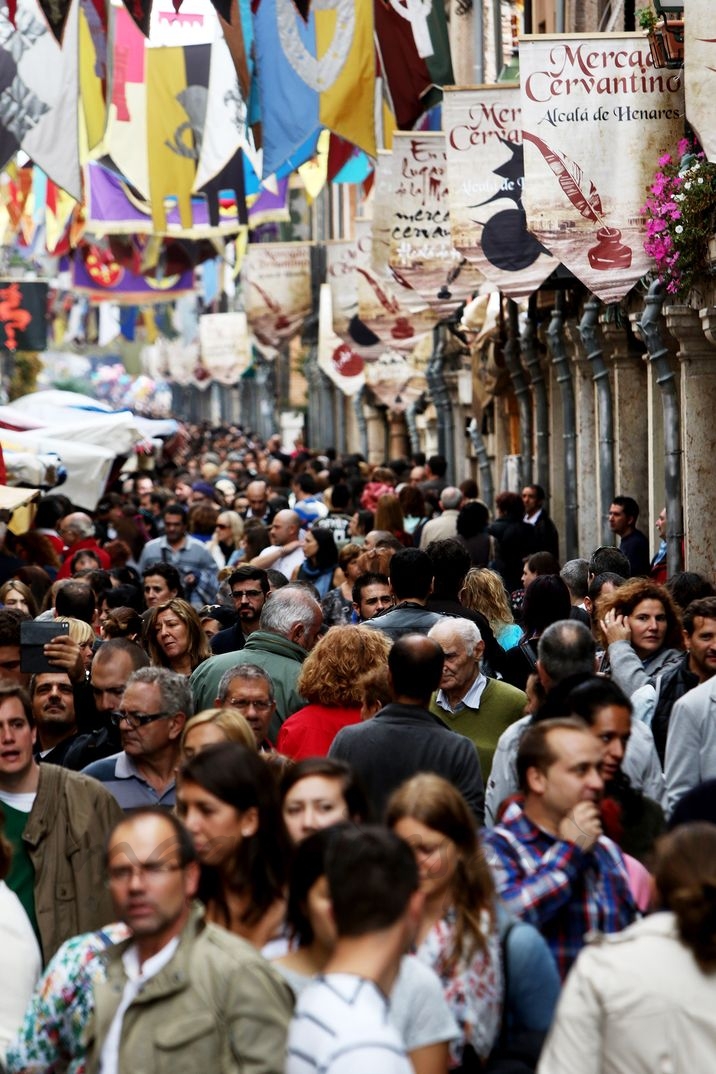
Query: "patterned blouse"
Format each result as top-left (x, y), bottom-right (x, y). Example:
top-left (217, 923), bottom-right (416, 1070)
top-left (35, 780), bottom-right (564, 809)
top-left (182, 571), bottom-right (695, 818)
top-left (415, 906), bottom-right (503, 1067)
top-left (6, 923), bottom-right (130, 1074)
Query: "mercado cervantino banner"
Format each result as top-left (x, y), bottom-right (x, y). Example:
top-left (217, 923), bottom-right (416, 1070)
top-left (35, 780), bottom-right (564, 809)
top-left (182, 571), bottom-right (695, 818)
top-left (317, 283), bottom-right (365, 396)
top-left (243, 242), bottom-right (313, 348)
top-left (443, 84), bottom-right (558, 298)
top-left (685, 0), bottom-right (716, 163)
top-left (388, 132), bottom-right (486, 315)
top-left (360, 159), bottom-right (437, 353)
top-left (519, 34), bottom-right (685, 301)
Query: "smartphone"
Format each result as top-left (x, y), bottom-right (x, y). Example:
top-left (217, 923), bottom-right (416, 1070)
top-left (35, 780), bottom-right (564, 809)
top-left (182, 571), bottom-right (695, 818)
top-left (20, 620), bottom-right (72, 674)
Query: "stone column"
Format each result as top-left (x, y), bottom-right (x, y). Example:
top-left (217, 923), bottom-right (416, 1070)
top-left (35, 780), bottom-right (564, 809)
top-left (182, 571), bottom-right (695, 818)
top-left (603, 319), bottom-right (649, 513)
top-left (387, 411), bottom-right (409, 461)
top-left (566, 318), bottom-right (599, 556)
top-left (671, 305), bottom-right (716, 578)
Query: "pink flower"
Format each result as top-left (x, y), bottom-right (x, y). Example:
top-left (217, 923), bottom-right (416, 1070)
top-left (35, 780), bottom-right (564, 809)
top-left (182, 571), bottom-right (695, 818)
top-left (658, 153), bottom-right (673, 167)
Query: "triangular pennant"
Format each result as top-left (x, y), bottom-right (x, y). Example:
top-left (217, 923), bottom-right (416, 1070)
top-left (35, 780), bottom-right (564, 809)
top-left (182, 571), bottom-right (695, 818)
top-left (36, 0), bottom-right (73, 41)
top-left (121, 0), bottom-right (152, 36)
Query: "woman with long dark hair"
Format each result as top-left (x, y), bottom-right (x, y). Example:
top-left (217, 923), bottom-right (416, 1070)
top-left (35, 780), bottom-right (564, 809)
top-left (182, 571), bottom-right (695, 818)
top-left (387, 773), bottom-right (503, 1070)
top-left (292, 527), bottom-right (339, 598)
top-left (176, 742), bottom-right (288, 948)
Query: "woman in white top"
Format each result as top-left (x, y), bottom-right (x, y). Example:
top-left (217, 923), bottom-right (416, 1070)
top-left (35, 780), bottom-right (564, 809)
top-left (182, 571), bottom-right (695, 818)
top-left (539, 822), bottom-right (716, 1074)
top-left (0, 817), bottom-right (41, 1066)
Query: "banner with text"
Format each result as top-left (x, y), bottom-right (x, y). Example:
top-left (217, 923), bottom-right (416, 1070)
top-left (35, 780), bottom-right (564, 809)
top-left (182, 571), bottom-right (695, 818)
top-left (519, 34), bottom-right (684, 301)
top-left (388, 132), bottom-right (487, 314)
top-left (243, 242), bottom-right (312, 348)
top-left (443, 84), bottom-right (558, 298)
top-left (685, 2), bottom-right (716, 162)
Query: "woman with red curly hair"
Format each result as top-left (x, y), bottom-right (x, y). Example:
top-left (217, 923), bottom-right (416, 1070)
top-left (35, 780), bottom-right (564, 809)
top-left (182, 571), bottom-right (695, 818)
top-left (276, 625), bottom-right (391, 759)
top-left (597, 578), bottom-right (684, 697)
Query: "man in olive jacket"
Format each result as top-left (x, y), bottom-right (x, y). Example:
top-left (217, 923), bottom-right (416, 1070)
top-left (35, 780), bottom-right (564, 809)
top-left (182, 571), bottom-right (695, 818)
top-left (87, 809), bottom-right (293, 1074)
top-left (0, 680), bottom-right (122, 963)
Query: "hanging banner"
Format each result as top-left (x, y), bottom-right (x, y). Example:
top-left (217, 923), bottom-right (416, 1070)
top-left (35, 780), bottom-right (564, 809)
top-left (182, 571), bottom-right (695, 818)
top-left (388, 132), bottom-right (487, 314)
top-left (374, 0), bottom-right (453, 129)
top-left (443, 84), bottom-right (558, 298)
top-left (317, 283), bottom-right (365, 396)
top-left (364, 348), bottom-right (427, 413)
top-left (356, 152), bottom-right (436, 351)
top-left (155, 337), bottom-right (200, 385)
top-left (685, 3), bottom-right (716, 163)
top-left (325, 238), bottom-right (362, 342)
top-left (0, 0), bottom-right (80, 200)
top-left (73, 245), bottom-right (196, 303)
top-left (199, 311), bottom-right (251, 384)
top-left (0, 281), bottom-right (48, 352)
top-left (519, 33), bottom-right (684, 301)
top-left (253, 0), bottom-right (376, 178)
top-left (243, 242), bottom-right (312, 347)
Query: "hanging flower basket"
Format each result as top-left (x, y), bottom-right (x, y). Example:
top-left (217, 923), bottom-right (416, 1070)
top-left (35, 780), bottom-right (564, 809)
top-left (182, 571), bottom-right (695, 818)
top-left (646, 19), bottom-right (684, 69)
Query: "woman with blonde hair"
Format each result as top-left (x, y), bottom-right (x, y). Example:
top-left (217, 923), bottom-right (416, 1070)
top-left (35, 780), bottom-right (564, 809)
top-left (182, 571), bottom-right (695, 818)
top-left (0, 579), bottom-right (38, 618)
top-left (145, 597), bottom-right (212, 675)
top-left (276, 625), bottom-right (391, 759)
top-left (460, 567), bottom-right (521, 651)
top-left (386, 773), bottom-right (503, 1070)
top-left (63, 617), bottom-right (96, 674)
top-left (180, 707), bottom-right (257, 761)
top-left (538, 823), bottom-right (716, 1074)
top-left (208, 509), bottom-right (245, 569)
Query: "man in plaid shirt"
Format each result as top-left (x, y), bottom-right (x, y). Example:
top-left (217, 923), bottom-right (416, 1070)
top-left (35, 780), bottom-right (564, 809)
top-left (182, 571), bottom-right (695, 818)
top-left (483, 717), bottom-right (636, 979)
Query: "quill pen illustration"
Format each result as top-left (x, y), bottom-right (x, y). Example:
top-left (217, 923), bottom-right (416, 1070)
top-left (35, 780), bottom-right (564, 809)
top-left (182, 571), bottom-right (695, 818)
top-left (523, 131), bottom-right (606, 225)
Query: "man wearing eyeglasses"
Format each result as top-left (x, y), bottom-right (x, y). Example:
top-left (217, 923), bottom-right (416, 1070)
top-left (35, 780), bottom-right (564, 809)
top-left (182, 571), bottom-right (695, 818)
top-left (89, 808), bottom-right (292, 1074)
top-left (216, 665), bottom-right (276, 750)
top-left (82, 667), bottom-right (192, 810)
top-left (210, 566), bottom-right (270, 656)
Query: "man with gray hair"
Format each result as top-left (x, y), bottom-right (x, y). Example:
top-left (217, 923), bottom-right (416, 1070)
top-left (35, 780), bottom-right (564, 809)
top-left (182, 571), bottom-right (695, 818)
top-left (56, 511), bottom-right (111, 578)
top-left (419, 486), bottom-right (463, 548)
top-left (190, 585), bottom-right (323, 739)
top-left (485, 620), bottom-right (665, 823)
top-left (82, 667), bottom-right (193, 809)
top-left (428, 618), bottom-right (526, 780)
top-left (216, 664), bottom-right (276, 750)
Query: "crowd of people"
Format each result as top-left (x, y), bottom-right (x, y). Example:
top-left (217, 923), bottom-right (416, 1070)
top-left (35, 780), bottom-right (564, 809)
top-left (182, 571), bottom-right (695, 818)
top-left (0, 424), bottom-right (716, 1073)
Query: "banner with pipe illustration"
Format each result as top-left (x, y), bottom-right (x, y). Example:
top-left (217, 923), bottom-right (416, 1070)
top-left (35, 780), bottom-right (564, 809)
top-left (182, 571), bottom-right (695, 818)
top-left (199, 312), bottom-right (251, 384)
top-left (519, 33), bottom-right (684, 301)
top-left (684, 1), bottom-right (716, 163)
top-left (387, 132), bottom-right (487, 315)
top-left (242, 242), bottom-right (312, 348)
top-left (442, 84), bottom-right (558, 299)
top-left (317, 283), bottom-right (365, 396)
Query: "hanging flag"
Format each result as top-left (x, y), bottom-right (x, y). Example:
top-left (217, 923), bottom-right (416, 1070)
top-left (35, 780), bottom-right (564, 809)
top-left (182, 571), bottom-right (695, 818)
top-left (194, 37), bottom-right (246, 193)
top-left (247, 178), bottom-right (290, 227)
top-left (326, 238), bottom-right (361, 343)
top-left (253, 0), bottom-right (376, 178)
top-left (0, 0), bottom-right (81, 199)
top-left (104, 0), bottom-right (149, 197)
top-left (317, 282), bottom-right (365, 396)
top-left (243, 241), bottom-right (313, 346)
top-left (374, 0), bottom-right (453, 130)
top-left (146, 43), bottom-right (208, 230)
top-left (443, 84), bottom-right (558, 298)
top-left (364, 347), bottom-right (427, 413)
top-left (0, 280), bottom-right (48, 351)
top-left (37, 0), bottom-right (73, 42)
top-left (73, 242), bottom-right (196, 302)
top-left (388, 131), bottom-right (487, 313)
top-left (685, 2), bottom-right (716, 162)
top-left (79, 0), bottom-right (109, 155)
top-left (520, 34), bottom-right (684, 301)
top-left (199, 311), bottom-right (251, 383)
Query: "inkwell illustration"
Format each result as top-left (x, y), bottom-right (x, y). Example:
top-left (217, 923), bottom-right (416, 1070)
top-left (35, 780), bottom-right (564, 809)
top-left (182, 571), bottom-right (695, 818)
top-left (355, 265), bottom-right (415, 340)
top-left (469, 138), bottom-right (549, 271)
top-left (523, 131), bottom-right (632, 270)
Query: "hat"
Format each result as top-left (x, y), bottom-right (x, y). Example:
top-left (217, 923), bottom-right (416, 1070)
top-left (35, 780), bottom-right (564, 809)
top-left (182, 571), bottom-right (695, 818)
top-left (191, 481), bottom-right (216, 500)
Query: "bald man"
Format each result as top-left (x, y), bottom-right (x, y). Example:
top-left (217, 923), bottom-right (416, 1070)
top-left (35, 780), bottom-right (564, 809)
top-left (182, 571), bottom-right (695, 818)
top-left (251, 509), bottom-right (306, 580)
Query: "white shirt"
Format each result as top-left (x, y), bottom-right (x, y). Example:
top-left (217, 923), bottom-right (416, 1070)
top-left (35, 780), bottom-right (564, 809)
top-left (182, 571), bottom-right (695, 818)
top-left (99, 936), bottom-right (180, 1074)
top-left (0, 881), bottom-right (41, 1065)
top-left (0, 790), bottom-right (36, 813)
top-left (286, 973), bottom-right (413, 1074)
top-left (435, 671), bottom-right (487, 713)
top-left (255, 544), bottom-right (306, 580)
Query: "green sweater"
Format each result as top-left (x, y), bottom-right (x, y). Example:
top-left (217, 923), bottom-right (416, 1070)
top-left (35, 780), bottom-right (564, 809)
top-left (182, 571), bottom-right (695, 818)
top-left (430, 677), bottom-right (527, 785)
